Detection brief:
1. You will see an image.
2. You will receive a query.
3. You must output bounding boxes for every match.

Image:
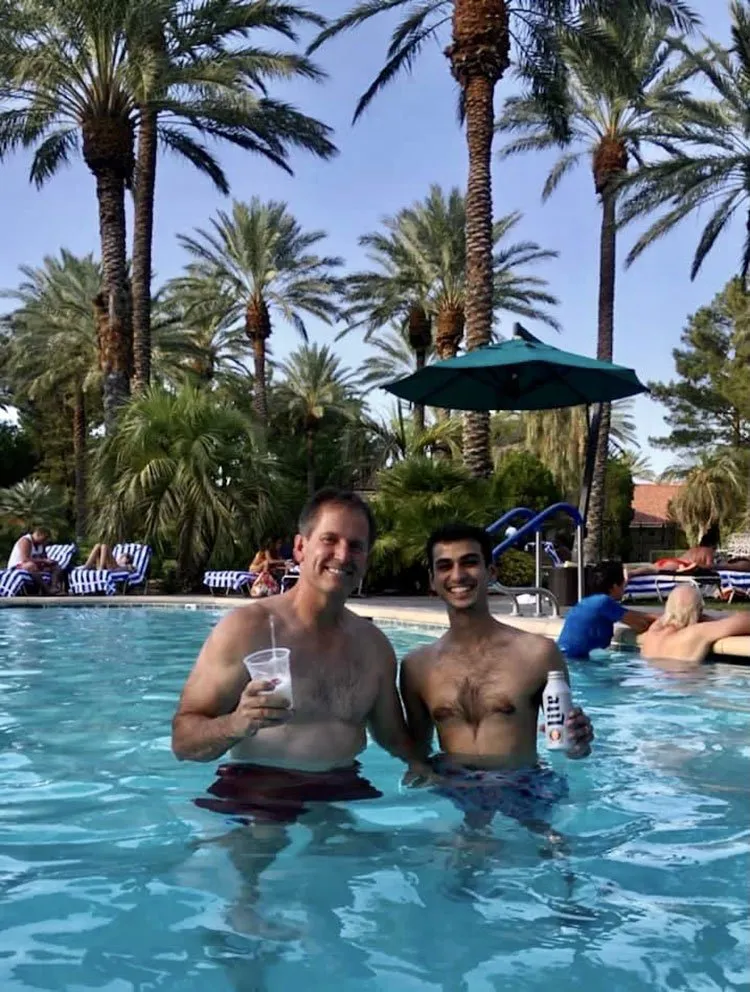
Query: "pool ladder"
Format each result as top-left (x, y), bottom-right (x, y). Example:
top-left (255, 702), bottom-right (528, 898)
top-left (494, 582), bottom-right (561, 617)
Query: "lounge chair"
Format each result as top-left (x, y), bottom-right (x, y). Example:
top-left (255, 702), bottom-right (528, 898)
top-left (203, 570), bottom-right (257, 595)
top-left (0, 543), bottom-right (78, 598)
top-left (68, 543), bottom-right (152, 596)
top-left (623, 570), bottom-right (722, 603)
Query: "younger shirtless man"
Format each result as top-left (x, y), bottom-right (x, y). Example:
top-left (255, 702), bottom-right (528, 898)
top-left (172, 488), bottom-right (426, 824)
top-left (640, 585), bottom-right (750, 668)
top-left (400, 523), bottom-right (594, 829)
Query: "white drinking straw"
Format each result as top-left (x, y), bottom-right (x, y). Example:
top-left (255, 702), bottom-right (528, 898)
top-left (269, 614), bottom-right (277, 653)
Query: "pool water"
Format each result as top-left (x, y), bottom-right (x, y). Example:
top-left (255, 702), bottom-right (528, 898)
top-left (0, 607), bottom-right (748, 992)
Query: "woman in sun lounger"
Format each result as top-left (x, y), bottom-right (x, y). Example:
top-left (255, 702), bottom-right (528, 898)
top-left (83, 543), bottom-right (133, 571)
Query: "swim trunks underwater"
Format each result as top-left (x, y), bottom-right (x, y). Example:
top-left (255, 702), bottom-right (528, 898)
top-left (430, 756), bottom-right (568, 822)
top-left (194, 761), bottom-right (382, 824)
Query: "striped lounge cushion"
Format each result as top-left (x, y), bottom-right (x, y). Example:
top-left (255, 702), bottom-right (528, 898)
top-left (204, 570), bottom-right (255, 593)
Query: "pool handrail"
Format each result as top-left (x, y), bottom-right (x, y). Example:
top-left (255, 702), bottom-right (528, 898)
top-left (488, 502), bottom-right (585, 614)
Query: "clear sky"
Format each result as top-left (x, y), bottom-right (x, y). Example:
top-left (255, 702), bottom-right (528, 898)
top-left (0, 0), bottom-right (733, 476)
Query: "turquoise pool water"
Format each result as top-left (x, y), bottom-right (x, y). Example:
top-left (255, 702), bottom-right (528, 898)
top-left (0, 606), bottom-right (748, 992)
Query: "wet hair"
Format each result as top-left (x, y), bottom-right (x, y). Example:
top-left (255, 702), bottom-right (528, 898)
top-left (589, 560), bottom-right (625, 595)
top-left (426, 523), bottom-right (493, 572)
top-left (298, 488), bottom-right (376, 548)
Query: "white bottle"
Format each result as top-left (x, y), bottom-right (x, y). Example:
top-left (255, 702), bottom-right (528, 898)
top-left (542, 671), bottom-right (572, 751)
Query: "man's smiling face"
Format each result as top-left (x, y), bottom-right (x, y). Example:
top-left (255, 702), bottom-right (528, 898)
top-left (430, 539), bottom-right (490, 611)
top-left (295, 503), bottom-right (370, 599)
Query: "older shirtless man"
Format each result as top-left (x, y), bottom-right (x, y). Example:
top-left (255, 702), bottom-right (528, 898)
top-left (172, 488), bottom-right (426, 824)
top-left (400, 523), bottom-right (593, 829)
top-left (640, 585), bottom-right (750, 667)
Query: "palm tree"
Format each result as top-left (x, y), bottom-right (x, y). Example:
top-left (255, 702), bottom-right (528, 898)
top-left (2, 251), bottom-right (103, 540)
top-left (275, 343), bottom-right (359, 494)
top-left (496, 6), bottom-right (692, 560)
top-left (129, 0), bottom-right (336, 391)
top-left (667, 451), bottom-right (746, 545)
top-left (523, 399), bottom-right (643, 501)
top-left (621, 2), bottom-right (750, 280)
top-left (0, 0), bottom-right (148, 424)
top-left (155, 288), bottom-right (251, 389)
top-left (90, 384), bottom-right (282, 587)
top-left (346, 186), bottom-right (559, 431)
top-left (310, 0), bottom-right (694, 479)
top-left (368, 405), bottom-right (464, 466)
top-left (357, 324), bottom-right (435, 432)
top-left (171, 198), bottom-right (342, 423)
top-left (0, 478), bottom-right (66, 533)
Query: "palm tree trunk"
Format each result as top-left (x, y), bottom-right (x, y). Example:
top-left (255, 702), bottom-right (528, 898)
top-left (306, 427), bottom-right (316, 495)
top-left (584, 187), bottom-right (617, 563)
top-left (252, 336), bottom-right (268, 423)
top-left (131, 106), bottom-right (158, 392)
top-left (73, 386), bottom-right (87, 543)
top-left (95, 168), bottom-right (132, 430)
top-left (414, 347), bottom-right (426, 433)
top-left (461, 73), bottom-right (497, 478)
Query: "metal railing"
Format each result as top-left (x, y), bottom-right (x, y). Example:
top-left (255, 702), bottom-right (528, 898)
top-left (487, 502), bottom-right (585, 616)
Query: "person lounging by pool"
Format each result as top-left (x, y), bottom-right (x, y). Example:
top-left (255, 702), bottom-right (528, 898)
top-left (82, 543), bottom-right (134, 571)
top-left (557, 561), bottom-right (659, 659)
top-left (639, 585), bottom-right (750, 667)
top-left (172, 487), bottom-right (430, 824)
top-left (399, 523), bottom-right (594, 831)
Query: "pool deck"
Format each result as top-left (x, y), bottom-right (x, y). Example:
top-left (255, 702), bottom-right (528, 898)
top-left (1, 592), bottom-right (748, 662)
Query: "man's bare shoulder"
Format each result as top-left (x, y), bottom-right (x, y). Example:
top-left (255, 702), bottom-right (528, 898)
top-left (198, 603), bottom-right (269, 662)
top-left (401, 637), bottom-right (443, 671)
top-left (496, 622), bottom-right (557, 658)
top-left (344, 610), bottom-right (398, 663)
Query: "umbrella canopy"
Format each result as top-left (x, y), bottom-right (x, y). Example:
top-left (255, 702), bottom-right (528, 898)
top-left (383, 339), bottom-right (647, 411)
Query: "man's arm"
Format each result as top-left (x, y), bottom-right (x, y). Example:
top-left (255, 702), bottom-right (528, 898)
top-left (399, 651), bottom-right (435, 759)
top-left (694, 610), bottom-right (750, 648)
top-left (621, 609), bottom-right (660, 634)
top-left (171, 608), bottom-right (291, 762)
top-left (366, 630), bottom-right (426, 767)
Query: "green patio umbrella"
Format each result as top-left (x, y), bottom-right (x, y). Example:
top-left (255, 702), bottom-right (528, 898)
top-left (383, 337), bottom-right (647, 410)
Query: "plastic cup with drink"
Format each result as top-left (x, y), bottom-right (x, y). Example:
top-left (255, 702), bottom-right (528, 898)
top-left (243, 647), bottom-right (293, 706)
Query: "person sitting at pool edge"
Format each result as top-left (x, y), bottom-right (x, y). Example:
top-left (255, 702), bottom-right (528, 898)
top-left (399, 523), bottom-right (594, 831)
top-left (557, 560), bottom-right (659, 659)
top-left (171, 487), bottom-right (430, 824)
top-left (640, 585), bottom-right (750, 666)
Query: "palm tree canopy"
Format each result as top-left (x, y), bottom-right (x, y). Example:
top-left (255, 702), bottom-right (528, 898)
top-left (133, 0), bottom-right (337, 184)
top-left (343, 185), bottom-right (560, 343)
top-left (155, 285), bottom-right (251, 387)
top-left (358, 324), bottom-right (436, 390)
top-left (308, 0), bottom-right (697, 127)
top-left (0, 0), bottom-right (144, 185)
top-left (496, 7), bottom-right (697, 197)
top-left (1, 250), bottom-right (102, 402)
top-left (619, 1), bottom-right (750, 278)
top-left (0, 0), bottom-right (336, 187)
top-left (275, 343), bottom-right (359, 427)
top-left (172, 198), bottom-right (342, 339)
top-left (91, 384), bottom-right (283, 568)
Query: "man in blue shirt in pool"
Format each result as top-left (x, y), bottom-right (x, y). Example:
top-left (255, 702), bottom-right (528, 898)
top-left (558, 561), bottom-right (658, 658)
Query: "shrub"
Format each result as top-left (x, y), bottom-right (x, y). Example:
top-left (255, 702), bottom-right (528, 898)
top-left (495, 549), bottom-right (535, 587)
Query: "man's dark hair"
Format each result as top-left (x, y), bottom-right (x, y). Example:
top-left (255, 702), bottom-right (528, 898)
top-left (298, 488), bottom-right (377, 548)
top-left (426, 523), bottom-right (493, 571)
top-left (589, 560), bottom-right (625, 595)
